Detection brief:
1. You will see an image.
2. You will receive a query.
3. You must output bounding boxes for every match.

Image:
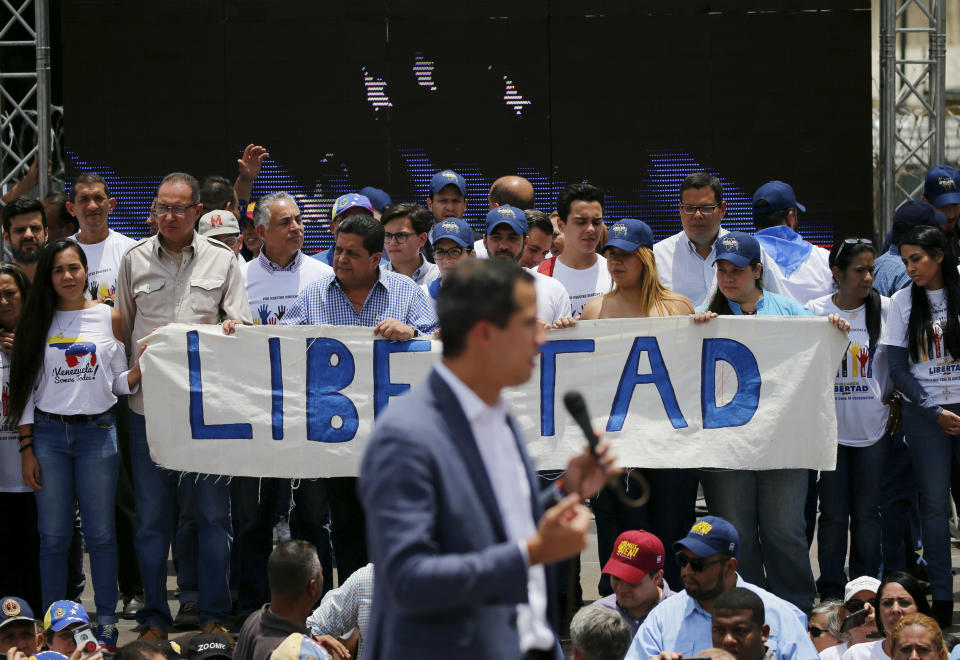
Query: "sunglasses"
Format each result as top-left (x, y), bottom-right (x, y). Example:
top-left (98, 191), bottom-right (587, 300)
top-left (845, 598), bottom-right (866, 612)
top-left (835, 237), bottom-right (874, 261)
top-left (675, 551), bottom-right (727, 572)
top-left (809, 626), bottom-right (827, 638)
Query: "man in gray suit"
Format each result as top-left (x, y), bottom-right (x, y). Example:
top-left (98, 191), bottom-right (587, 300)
top-left (359, 259), bottom-right (616, 659)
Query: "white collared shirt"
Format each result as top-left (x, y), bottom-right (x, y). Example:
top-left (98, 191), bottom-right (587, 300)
top-left (383, 255), bottom-right (440, 286)
top-left (434, 361), bottom-right (554, 653)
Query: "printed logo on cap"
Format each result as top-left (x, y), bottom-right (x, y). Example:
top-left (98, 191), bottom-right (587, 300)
top-left (616, 540), bottom-right (640, 559)
top-left (497, 206), bottom-right (512, 216)
top-left (210, 214), bottom-right (224, 228)
top-left (729, 542), bottom-right (736, 552)
top-left (691, 520), bottom-right (714, 536)
top-left (53, 608), bottom-right (63, 619)
top-left (720, 236), bottom-right (738, 250)
top-left (2, 599), bottom-right (20, 616)
top-left (441, 171), bottom-right (457, 180)
top-left (939, 176), bottom-right (956, 191)
top-left (440, 220), bottom-right (459, 231)
top-left (612, 224), bottom-right (628, 236)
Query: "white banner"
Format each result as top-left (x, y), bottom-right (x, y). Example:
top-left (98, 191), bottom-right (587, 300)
top-left (139, 317), bottom-right (849, 478)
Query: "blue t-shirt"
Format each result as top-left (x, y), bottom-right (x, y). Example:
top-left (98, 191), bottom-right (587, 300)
top-left (695, 289), bottom-right (813, 317)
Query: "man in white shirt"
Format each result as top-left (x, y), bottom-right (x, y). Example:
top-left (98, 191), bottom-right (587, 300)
top-left (536, 182), bottom-right (611, 316)
top-left (380, 203), bottom-right (439, 286)
top-left (751, 181), bottom-right (832, 304)
top-left (474, 175), bottom-right (536, 258)
top-left (484, 205), bottom-right (572, 324)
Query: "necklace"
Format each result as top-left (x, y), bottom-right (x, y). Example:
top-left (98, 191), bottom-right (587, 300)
top-left (51, 308), bottom-right (82, 341)
top-left (832, 293), bottom-right (860, 319)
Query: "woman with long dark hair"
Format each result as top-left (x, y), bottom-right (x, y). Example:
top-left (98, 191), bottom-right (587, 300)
top-left (7, 238), bottom-right (143, 650)
top-left (843, 571), bottom-right (932, 659)
top-left (880, 224), bottom-right (960, 627)
top-left (807, 237), bottom-right (889, 601)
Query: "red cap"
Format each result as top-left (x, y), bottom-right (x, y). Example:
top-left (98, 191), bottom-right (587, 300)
top-left (601, 530), bottom-right (665, 583)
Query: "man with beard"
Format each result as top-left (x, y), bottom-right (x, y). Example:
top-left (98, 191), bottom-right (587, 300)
top-left (626, 517), bottom-right (816, 660)
top-left (2, 196), bottom-right (46, 281)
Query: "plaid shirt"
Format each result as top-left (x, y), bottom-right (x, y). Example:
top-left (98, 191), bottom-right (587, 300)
top-left (280, 267), bottom-right (438, 334)
top-left (258, 249), bottom-right (303, 273)
top-left (307, 563), bottom-right (373, 660)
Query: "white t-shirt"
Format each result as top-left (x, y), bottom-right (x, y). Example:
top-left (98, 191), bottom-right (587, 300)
top-left (549, 256), bottom-right (612, 316)
top-left (0, 352), bottom-right (29, 493)
top-left (807, 294), bottom-right (890, 446)
top-left (474, 238), bottom-right (488, 259)
top-left (23, 304), bottom-right (132, 426)
top-left (841, 640), bottom-right (888, 660)
top-left (243, 253), bottom-right (333, 325)
top-left (882, 287), bottom-right (960, 406)
top-left (529, 269), bottom-right (572, 323)
top-left (821, 642), bottom-right (849, 660)
top-left (72, 229), bottom-right (137, 301)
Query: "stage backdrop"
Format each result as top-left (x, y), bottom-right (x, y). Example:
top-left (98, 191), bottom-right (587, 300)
top-left (59, 1), bottom-right (872, 251)
top-left (139, 317), bottom-right (850, 478)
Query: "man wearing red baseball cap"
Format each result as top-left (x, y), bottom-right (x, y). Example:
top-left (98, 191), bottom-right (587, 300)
top-left (594, 530), bottom-right (674, 636)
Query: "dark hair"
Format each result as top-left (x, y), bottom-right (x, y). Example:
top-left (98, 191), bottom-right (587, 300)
top-left (875, 571), bottom-right (932, 636)
top-left (8, 239), bottom-right (88, 425)
top-left (753, 201), bottom-right (796, 230)
top-left (159, 172), bottom-right (200, 203)
top-left (525, 209), bottom-right (553, 236)
top-left (830, 238), bottom-right (882, 349)
top-left (381, 202), bottom-right (433, 236)
top-left (901, 226), bottom-right (960, 362)
top-left (43, 192), bottom-right (74, 230)
top-left (490, 177), bottom-right (535, 209)
top-left (114, 641), bottom-right (163, 660)
top-left (2, 196), bottom-right (46, 234)
top-left (714, 587), bottom-right (765, 626)
top-left (0, 263), bottom-right (30, 330)
top-left (267, 540), bottom-right (322, 598)
top-left (337, 214), bottom-right (384, 255)
top-left (437, 259), bottom-right (534, 358)
top-left (199, 175), bottom-right (235, 211)
top-left (69, 172), bottom-right (110, 202)
top-left (706, 260), bottom-right (764, 315)
top-left (681, 172), bottom-right (723, 204)
top-left (557, 182), bottom-right (604, 222)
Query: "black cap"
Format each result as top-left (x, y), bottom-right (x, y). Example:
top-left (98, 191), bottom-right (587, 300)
top-left (187, 634), bottom-right (232, 660)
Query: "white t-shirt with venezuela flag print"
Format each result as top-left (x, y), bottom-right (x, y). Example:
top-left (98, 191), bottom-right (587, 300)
top-left (807, 294), bottom-right (890, 447)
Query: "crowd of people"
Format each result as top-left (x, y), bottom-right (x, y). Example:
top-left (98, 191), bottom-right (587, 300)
top-left (0, 146), bottom-right (959, 660)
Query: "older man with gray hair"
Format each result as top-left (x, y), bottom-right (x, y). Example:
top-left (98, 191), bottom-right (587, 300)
top-left (571, 606), bottom-right (633, 660)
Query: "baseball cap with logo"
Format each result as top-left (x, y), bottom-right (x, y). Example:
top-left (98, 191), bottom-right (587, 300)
top-left (924, 165), bottom-right (960, 208)
top-left (485, 205), bottom-right (527, 236)
top-left (358, 187), bottom-right (393, 212)
top-left (429, 170), bottom-right (467, 197)
top-left (713, 232), bottom-right (762, 268)
top-left (187, 633), bottom-right (233, 660)
top-left (603, 219), bottom-right (654, 253)
top-left (197, 210), bottom-right (241, 239)
top-left (331, 194), bottom-right (373, 222)
top-left (673, 515), bottom-right (740, 559)
top-left (893, 199), bottom-right (947, 228)
top-left (843, 575), bottom-right (881, 603)
top-left (0, 597), bottom-right (35, 631)
top-left (601, 530), bottom-right (665, 584)
top-left (431, 217), bottom-right (474, 248)
top-left (752, 180), bottom-right (806, 219)
top-left (42, 601), bottom-right (89, 632)
top-left (269, 633), bottom-right (329, 660)
top-left (29, 652), bottom-right (67, 660)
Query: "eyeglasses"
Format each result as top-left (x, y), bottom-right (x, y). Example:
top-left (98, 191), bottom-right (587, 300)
top-left (844, 598), bottom-right (866, 612)
top-left (674, 551), bottom-right (727, 572)
top-left (835, 237), bottom-right (874, 261)
top-left (155, 203), bottom-right (199, 217)
top-left (679, 204), bottom-right (721, 216)
top-left (384, 231), bottom-right (415, 244)
top-left (434, 246), bottom-right (471, 260)
top-left (809, 626), bottom-right (827, 638)
top-left (216, 235), bottom-right (240, 248)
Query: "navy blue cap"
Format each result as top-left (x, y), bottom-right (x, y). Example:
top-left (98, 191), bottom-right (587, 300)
top-left (431, 217), bottom-right (474, 248)
top-left (894, 199), bottom-right (947, 227)
top-left (429, 170), bottom-right (467, 197)
top-left (924, 165), bottom-right (960, 208)
top-left (713, 232), bottom-right (762, 268)
top-left (673, 516), bottom-right (740, 559)
top-left (0, 597), bottom-right (34, 630)
top-left (752, 180), bottom-right (806, 218)
top-left (603, 219), bottom-right (654, 253)
top-left (485, 205), bottom-right (528, 236)
top-left (358, 187), bottom-right (392, 212)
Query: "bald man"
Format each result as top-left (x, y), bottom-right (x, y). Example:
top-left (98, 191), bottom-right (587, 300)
top-left (475, 175), bottom-right (536, 257)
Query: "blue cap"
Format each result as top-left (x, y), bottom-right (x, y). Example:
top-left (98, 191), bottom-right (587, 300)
top-left (673, 516), bottom-right (740, 559)
top-left (429, 170), bottom-right (467, 197)
top-left (431, 217), bottom-right (474, 248)
top-left (924, 165), bottom-right (960, 208)
top-left (43, 601), bottom-right (89, 632)
top-left (713, 231), bottom-right (762, 268)
top-left (358, 187), bottom-right (392, 212)
top-left (30, 652), bottom-right (68, 660)
top-left (0, 597), bottom-right (34, 630)
top-left (485, 205), bottom-right (527, 236)
top-left (331, 194), bottom-right (373, 221)
top-left (603, 219), bottom-right (654, 252)
top-left (894, 199), bottom-right (947, 227)
top-left (752, 180), bottom-right (806, 218)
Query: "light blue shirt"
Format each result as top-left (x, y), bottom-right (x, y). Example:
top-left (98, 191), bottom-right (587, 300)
top-left (625, 576), bottom-right (817, 660)
top-left (695, 290), bottom-right (812, 317)
top-left (873, 245), bottom-right (911, 297)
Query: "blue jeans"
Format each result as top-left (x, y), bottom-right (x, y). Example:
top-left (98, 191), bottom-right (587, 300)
top-left (816, 438), bottom-right (888, 599)
top-left (129, 412), bottom-right (232, 628)
top-left (699, 468), bottom-right (816, 612)
top-left (880, 431), bottom-right (920, 573)
top-left (902, 402), bottom-right (960, 601)
top-left (32, 410), bottom-right (119, 626)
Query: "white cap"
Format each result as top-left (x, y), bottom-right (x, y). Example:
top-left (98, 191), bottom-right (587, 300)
top-left (844, 576), bottom-right (881, 602)
top-left (197, 210), bottom-right (240, 238)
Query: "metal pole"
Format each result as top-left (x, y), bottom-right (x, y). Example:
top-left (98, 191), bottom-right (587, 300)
top-left (35, 0), bottom-right (49, 198)
top-left (879, 0), bottom-right (897, 241)
top-left (930, 0), bottom-right (946, 166)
